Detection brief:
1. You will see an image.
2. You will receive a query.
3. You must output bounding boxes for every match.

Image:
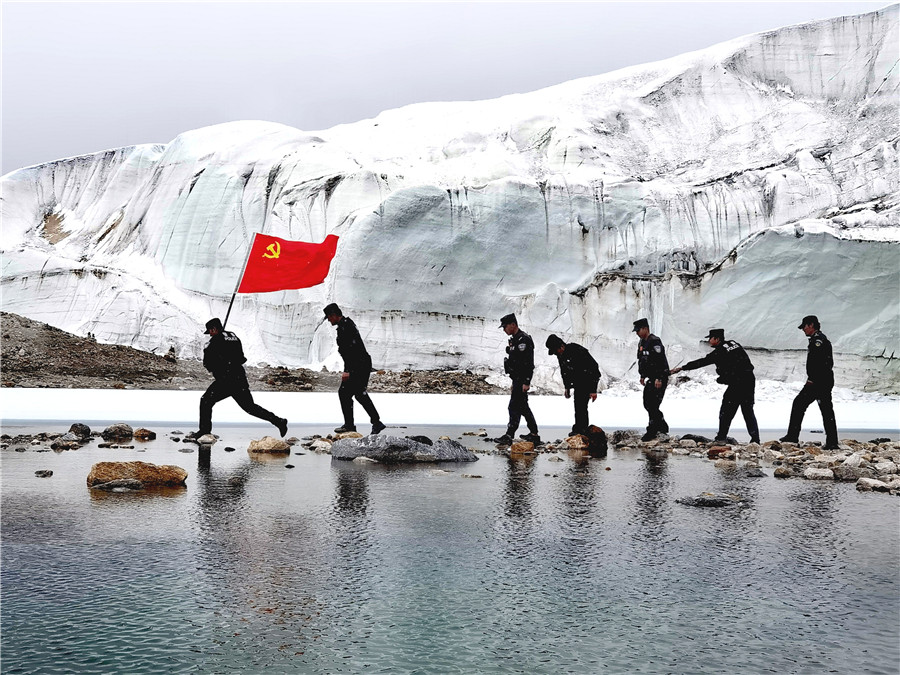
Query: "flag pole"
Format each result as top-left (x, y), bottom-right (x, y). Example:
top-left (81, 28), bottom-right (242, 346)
top-left (222, 233), bottom-right (257, 330)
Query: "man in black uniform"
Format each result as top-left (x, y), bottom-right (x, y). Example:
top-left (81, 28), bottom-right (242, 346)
top-left (498, 313), bottom-right (540, 445)
top-left (546, 334), bottom-right (601, 436)
top-left (670, 328), bottom-right (760, 444)
top-left (196, 318), bottom-right (288, 437)
top-left (633, 318), bottom-right (670, 441)
top-left (779, 315), bottom-right (839, 449)
top-left (324, 303), bottom-right (386, 435)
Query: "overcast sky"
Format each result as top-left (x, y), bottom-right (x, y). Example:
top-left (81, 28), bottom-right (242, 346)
top-left (1, 1), bottom-right (888, 174)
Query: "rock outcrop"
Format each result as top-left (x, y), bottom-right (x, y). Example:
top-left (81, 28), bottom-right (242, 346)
top-left (101, 424), bottom-right (134, 442)
top-left (86, 461), bottom-right (187, 487)
top-left (332, 434), bottom-right (478, 463)
top-left (247, 436), bottom-right (290, 453)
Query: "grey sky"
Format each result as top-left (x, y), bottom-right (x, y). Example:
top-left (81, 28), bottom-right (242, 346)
top-left (1, 1), bottom-right (887, 174)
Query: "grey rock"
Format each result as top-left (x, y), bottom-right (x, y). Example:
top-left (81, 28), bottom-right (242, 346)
top-left (832, 465), bottom-right (876, 482)
top-left (68, 423), bottom-right (91, 440)
top-left (101, 423), bottom-right (134, 441)
top-left (332, 434), bottom-right (478, 463)
top-left (680, 433), bottom-right (714, 444)
top-left (856, 477), bottom-right (891, 492)
top-left (34, 470), bottom-right (53, 478)
top-left (90, 479), bottom-right (145, 492)
top-left (676, 493), bottom-right (745, 507)
top-left (803, 467), bottom-right (835, 480)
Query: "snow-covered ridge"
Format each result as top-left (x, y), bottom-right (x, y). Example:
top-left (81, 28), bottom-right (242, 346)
top-left (2, 6), bottom-right (898, 393)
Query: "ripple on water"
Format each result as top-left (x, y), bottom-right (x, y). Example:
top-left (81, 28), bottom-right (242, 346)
top-left (2, 428), bottom-right (898, 673)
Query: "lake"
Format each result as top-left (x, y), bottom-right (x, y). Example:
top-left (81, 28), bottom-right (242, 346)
top-left (2, 422), bottom-right (899, 674)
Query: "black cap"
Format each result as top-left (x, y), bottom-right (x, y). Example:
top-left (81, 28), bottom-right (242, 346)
top-left (632, 318), bottom-right (649, 333)
top-left (798, 315), bottom-right (819, 329)
top-left (499, 313), bottom-right (517, 328)
top-left (546, 334), bottom-right (564, 354)
top-left (323, 303), bottom-right (342, 317)
top-left (704, 328), bottom-right (725, 341)
top-left (204, 318), bottom-right (223, 334)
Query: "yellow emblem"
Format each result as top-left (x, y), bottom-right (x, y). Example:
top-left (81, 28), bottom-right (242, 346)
top-left (263, 241), bottom-right (281, 259)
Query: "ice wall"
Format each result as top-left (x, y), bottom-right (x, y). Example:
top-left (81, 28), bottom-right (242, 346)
top-left (1, 6), bottom-right (898, 392)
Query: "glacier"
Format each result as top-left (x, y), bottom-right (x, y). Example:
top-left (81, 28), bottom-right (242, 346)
top-left (1, 6), bottom-right (898, 393)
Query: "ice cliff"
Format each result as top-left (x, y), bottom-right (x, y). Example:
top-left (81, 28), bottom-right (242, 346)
top-left (2, 6), bottom-right (898, 392)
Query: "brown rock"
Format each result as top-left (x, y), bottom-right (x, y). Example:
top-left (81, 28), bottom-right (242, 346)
top-left (86, 461), bottom-right (187, 487)
top-left (566, 435), bottom-right (588, 450)
top-left (578, 426), bottom-right (608, 457)
top-left (248, 436), bottom-right (291, 453)
top-left (774, 466), bottom-right (795, 478)
top-left (510, 441), bottom-right (536, 454)
top-left (708, 445), bottom-right (730, 459)
top-left (133, 428), bottom-right (157, 441)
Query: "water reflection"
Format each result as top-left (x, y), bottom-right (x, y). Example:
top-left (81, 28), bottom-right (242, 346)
top-left (502, 454), bottom-right (536, 520)
top-left (331, 462), bottom-right (371, 517)
top-left (632, 449), bottom-right (671, 533)
top-left (2, 427), bottom-right (897, 674)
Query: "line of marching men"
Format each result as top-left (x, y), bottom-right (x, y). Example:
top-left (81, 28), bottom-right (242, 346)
top-left (192, 305), bottom-right (839, 450)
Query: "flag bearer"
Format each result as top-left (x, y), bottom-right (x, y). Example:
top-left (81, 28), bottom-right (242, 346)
top-left (196, 318), bottom-right (288, 438)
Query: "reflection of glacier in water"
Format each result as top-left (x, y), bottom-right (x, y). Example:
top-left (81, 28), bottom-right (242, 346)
top-left (2, 424), bottom-right (898, 673)
top-left (2, 6), bottom-right (898, 393)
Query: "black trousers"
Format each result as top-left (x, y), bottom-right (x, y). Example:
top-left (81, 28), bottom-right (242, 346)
top-left (787, 382), bottom-right (838, 445)
top-left (339, 369), bottom-right (380, 427)
top-left (199, 375), bottom-right (281, 434)
top-left (642, 379), bottom-right (668, 434)
top-left (572, 386), bottom-right (592, 433)
top-left (507, 381), bottom-right (538, 436)
top-left (718, 378), bottom-right (760, 442)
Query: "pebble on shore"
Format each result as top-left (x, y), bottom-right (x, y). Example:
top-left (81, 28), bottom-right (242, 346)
top-left (4, 424), bottom-right (899, 496)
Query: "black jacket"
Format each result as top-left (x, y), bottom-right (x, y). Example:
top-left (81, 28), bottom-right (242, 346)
top-left (556, 342), bottom-right (600, 391)
top-left (203, 331), bottom-right (248, 381)
top-left (806, 331), bottom-right (834, 387)
top-left (638, 334), bottom-right (669, 381)
top-left (336, 316), bottom-right (372, 373)
top-left (504, 330), bottom-right (535, 385)
top-left (682, 340), bottom-right (754, 384)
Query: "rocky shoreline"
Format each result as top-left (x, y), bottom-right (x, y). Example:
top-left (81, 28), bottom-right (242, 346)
top-left (0, 312), bottom-right (503, 394)
top-left (5, 422), bottom-right (899, 496)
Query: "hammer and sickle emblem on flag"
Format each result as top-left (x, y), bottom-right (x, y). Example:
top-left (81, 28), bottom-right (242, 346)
top-left (263, 242), bottom-right (281, 259)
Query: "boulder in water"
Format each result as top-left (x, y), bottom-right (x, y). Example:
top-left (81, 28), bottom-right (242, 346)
top-left (86, 461), bottom-right (187, 487)
top-left (332, 434), bottom-right (477, 463)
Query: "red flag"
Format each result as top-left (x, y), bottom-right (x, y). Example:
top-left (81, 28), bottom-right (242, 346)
top-left (237, 233), bottom-right (339, 293)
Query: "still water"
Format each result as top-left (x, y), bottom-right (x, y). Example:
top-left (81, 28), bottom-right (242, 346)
top-left (2, 423), bottom-right (899, 674)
